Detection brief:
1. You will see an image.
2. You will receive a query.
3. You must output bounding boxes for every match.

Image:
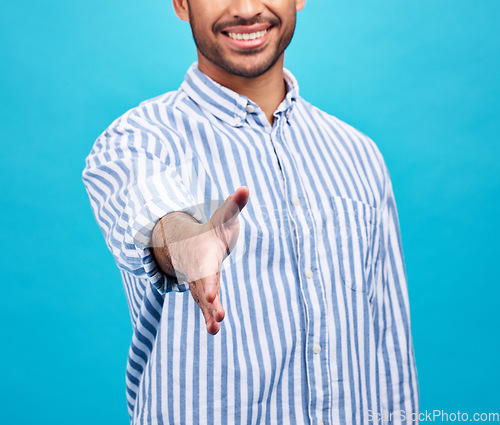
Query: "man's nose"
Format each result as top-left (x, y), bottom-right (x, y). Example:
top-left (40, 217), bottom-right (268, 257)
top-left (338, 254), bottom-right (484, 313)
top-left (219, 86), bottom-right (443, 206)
top-left (228, 0), bottom-right (265, 20)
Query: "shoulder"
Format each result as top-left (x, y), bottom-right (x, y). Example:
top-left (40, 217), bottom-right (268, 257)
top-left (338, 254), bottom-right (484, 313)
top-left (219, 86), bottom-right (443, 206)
top-left (296, 97), bottom-right (390, 203)
top-left (298, 98), bottom-right (385, 164)
top-left (97, 88), bottom-right (194, 142)
top-left (127, 89), bottom-right (191, 129)
top-left (88, 88), bottom-right (196, 164)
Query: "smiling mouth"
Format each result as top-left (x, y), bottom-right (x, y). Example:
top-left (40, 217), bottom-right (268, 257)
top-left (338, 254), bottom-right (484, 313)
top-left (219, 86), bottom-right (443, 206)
top-left (223, 29), bottom-right (269, 41)
top-left (220, 25), bottom-right (273, 50)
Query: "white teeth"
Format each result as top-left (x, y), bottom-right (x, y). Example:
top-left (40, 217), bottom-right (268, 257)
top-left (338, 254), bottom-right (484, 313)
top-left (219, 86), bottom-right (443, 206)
top-left (227, 29), bottom-right (267, 41)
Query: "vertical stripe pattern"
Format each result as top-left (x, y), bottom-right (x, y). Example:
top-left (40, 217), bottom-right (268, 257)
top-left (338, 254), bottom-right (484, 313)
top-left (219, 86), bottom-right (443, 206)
top-left (82, 62), bottom-right (419, 424)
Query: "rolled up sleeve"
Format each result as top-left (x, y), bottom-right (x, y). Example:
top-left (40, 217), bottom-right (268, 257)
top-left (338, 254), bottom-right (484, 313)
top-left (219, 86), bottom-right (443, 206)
top-left (82, 109), bottom-right (205, 294)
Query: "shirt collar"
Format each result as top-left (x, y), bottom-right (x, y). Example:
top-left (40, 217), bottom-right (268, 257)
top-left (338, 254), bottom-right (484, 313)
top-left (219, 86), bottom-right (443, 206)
top-left (180, 61), bottom-right (299, 127)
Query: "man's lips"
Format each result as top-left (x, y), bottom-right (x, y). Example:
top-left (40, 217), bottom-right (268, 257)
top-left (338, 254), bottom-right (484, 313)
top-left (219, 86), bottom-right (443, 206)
top-left (221, 23), bottom-right (272, 34)
top-left (221, 24), bottom-right (273, 50)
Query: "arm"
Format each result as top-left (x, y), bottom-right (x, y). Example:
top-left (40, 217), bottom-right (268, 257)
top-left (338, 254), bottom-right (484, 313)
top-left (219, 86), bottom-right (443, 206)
top-left (82, 109), bottom-right (205, 294)
top-left (375, 166), bottom-right (419, 422)
top-left (82, 108), bottom-right (249, 333)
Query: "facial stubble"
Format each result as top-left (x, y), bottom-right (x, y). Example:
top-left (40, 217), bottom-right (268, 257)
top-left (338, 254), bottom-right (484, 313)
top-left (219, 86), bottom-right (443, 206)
top-left (187, 4), bottom-right (296, 78)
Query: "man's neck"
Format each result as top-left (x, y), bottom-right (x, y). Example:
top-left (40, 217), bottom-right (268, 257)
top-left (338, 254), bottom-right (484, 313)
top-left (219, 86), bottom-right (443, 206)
top-left (197, 53), bottom-right (287, 126)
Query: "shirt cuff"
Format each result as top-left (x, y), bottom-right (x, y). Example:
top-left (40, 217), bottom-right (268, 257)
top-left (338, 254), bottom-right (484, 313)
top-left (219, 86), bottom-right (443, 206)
top-left (129, 168), bottom-right (207, 294)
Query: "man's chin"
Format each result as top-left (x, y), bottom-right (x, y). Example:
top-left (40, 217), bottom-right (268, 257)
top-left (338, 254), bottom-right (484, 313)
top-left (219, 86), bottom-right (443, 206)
top-left (224, 66), bottom-right (269, 78)
top-left (215, 55), bottom-right (280, 78)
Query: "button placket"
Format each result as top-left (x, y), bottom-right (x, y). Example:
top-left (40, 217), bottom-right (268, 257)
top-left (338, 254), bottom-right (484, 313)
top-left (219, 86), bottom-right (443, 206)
top-left (270, 114), bottom-right (331, 423)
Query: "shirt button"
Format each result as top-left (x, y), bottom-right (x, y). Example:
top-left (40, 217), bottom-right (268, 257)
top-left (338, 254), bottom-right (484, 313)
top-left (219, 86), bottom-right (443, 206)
top-left (292, 196), bottom-right (300, 205)
top-left (233, 116), bottom-right (242, 126)
top-left (245, 104), bottom-right (255, 113)
top-left (313, 344), bottom-right (321, 354)
top-left (305, 269), bottom-right (313, 279)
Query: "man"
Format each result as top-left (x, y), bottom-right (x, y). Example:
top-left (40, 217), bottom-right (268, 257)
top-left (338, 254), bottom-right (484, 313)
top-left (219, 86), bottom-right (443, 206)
top-left (83, 0), bottom-right (419, 423)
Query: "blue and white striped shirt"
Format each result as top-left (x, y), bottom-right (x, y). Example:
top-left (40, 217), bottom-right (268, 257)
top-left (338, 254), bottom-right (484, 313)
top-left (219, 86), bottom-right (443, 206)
top-left (83, 62), bottom-right (419, 424)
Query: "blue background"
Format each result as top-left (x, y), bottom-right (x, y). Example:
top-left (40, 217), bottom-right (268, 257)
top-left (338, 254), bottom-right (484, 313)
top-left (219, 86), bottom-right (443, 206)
top-left (1, 0), bottom-right (499, 423)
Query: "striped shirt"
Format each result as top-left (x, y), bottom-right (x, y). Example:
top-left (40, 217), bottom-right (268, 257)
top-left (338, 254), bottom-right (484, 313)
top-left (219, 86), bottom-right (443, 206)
top-left (82, 62), bottom-right (419, 424)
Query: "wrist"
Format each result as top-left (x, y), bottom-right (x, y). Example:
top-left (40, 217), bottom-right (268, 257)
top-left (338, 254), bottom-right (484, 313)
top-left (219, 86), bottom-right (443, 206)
top-left (151, 212), bottom-right (203, 277)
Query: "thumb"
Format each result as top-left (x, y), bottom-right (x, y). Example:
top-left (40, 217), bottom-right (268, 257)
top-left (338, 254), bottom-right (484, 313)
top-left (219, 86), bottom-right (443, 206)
top-left (212, 186), bottom-right (249, 225)
top-left (210, 194), bottom-right (241, 231)
top-left (227, 186), bottom-right (249, 212)
top-left (208, 187), bottom-right (249, 252)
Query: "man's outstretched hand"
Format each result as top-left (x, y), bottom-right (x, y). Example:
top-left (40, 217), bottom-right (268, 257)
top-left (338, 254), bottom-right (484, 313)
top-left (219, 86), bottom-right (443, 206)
top-left (152, 186), bottom-right (249, 335)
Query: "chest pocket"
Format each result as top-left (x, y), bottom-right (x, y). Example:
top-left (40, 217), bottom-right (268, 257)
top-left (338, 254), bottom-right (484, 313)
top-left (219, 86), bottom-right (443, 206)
top-left (329, 195), bottom-right (381, 296)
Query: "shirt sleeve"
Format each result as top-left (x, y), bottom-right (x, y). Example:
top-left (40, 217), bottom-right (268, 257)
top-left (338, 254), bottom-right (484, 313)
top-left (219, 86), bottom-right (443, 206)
top-left (82, 108), bottom-right (206, 294)
top-left (375, 164), bottom-right (420, 423)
